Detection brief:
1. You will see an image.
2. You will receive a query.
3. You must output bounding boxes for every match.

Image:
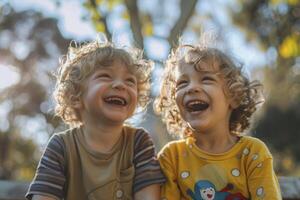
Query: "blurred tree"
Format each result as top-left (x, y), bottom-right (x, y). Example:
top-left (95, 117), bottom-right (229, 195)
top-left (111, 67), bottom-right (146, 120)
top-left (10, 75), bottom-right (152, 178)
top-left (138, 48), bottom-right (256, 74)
top-left (84, 0), bottom-right (198, 54)
top-left (231, 0), bottom-right (300, 173)
top-left (0, 5), bottom-right (71, 180)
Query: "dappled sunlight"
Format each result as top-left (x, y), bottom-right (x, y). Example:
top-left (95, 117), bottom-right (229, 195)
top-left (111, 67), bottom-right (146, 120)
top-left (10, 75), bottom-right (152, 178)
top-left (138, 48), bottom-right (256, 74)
top-left (0, 65), bottom-right (20, 90)
top-left (0, 0), bottom-right (299, 183)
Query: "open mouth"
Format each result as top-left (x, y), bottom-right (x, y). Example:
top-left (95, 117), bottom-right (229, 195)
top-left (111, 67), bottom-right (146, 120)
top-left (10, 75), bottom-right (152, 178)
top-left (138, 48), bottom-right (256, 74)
top-left (104, 96), bottom-right (127, 106)
top-left (186, 100), bottom-right (209, 112)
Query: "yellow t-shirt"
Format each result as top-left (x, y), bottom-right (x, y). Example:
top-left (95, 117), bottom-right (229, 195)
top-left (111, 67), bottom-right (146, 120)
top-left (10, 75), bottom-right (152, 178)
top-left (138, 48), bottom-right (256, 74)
top-left (158, 136), bottom-right (281, 200)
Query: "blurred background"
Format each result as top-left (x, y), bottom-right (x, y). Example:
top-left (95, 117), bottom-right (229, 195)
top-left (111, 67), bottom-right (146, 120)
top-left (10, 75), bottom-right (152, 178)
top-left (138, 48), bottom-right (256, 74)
top-left (0, 0), bottom-right (299, 183)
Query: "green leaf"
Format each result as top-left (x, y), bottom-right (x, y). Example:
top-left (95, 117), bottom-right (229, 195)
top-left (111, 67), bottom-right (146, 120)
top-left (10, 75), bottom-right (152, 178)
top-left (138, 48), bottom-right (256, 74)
top-left (279, 34), bottom-right (300, 58)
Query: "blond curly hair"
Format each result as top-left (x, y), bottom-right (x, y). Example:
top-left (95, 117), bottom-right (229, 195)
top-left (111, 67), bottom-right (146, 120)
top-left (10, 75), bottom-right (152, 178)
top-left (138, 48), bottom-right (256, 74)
top-left (154, 44), bottom-right (264, 138)
top-left (54, 39), bottom-right (153, 127)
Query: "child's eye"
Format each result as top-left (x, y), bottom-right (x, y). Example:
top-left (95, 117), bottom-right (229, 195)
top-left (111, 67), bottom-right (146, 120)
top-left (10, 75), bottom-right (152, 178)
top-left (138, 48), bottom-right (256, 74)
top-left (96, 73), bottom-right (111, 79)
top-left (202, 76), bottom-right (215, 82)
top-left (126, 77), bottom-right (137, 85)
top-left (176, 80), bottom-right (188, 89)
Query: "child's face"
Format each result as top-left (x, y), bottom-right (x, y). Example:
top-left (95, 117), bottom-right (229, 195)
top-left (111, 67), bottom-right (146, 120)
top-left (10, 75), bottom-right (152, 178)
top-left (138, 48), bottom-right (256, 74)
top-left (174, 59), bottom-right (234, 134)
top-left (79, 59), bottom-right (138, 125)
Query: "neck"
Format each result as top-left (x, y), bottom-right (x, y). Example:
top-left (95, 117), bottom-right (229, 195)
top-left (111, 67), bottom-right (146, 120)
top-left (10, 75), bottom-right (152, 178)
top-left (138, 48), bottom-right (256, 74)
top-left (81, 119), bottom-right (124, 153)
top-left (193, 127), bottom-right (238, 154)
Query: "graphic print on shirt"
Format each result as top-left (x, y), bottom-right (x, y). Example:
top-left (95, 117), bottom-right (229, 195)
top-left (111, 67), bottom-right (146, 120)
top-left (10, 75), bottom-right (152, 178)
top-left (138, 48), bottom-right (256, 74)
top-left (186, 180), bottom-right (247, 200)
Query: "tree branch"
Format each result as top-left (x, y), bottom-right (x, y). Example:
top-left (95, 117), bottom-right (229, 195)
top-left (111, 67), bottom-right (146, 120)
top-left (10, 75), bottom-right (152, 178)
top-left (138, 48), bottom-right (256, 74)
top-left (168, 0), bottom-right (198, 49)
top-left (89, 0), bottom-right (112, 40)
top-left (124, 0), bottom-right (145, 50)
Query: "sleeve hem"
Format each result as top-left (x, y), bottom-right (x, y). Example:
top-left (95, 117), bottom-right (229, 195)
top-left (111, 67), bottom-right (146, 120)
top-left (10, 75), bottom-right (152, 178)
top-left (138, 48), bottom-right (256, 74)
top-left (133, 177), bottom-right (166, 193)
top-left (25, 191), bottom-right (61, 200)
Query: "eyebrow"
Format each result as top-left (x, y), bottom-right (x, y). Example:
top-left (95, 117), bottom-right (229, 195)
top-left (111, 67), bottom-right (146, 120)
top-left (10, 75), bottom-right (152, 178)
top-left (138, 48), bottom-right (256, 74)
top-left (175, 73), bottom-right (188, 80)
top-left (94, 66), bottom-right (136, 77)
top-left (93, 68), bottom-right (111, 74)
top-left (196, 70), bottom-right (221, 76)
top-left (202, 71), bottom-right (219, 75)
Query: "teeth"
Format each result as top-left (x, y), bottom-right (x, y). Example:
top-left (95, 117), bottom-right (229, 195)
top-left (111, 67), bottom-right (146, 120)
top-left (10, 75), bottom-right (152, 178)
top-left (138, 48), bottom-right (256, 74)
top-left (188, 100), bottom-right (206, 106)
top-left (106, 97), bottom-right (126, 105)
top-left (186, 100), bottom-right (209, 112)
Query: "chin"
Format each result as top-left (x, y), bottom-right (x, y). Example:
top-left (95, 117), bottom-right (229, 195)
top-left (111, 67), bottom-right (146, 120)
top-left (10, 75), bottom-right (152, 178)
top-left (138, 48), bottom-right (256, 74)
top-left (96, 112), bottom-right (126, 124)
top-left (187, 122), bottom-right (208, 133)
top-left (107, 115), bottom-right (128, 123)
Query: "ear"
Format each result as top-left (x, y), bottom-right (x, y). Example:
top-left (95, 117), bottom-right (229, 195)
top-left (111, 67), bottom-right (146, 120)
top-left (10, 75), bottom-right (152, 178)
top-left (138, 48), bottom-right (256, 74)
top-left (70, 96), bottom-right (83, 109)
top-left (229, 97), bottom-right (239, 110)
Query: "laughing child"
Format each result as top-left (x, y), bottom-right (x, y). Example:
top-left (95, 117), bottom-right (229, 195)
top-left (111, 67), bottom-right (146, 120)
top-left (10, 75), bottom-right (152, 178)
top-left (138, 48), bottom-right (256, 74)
top-left (155, 43), bottom-right (281, 199)
top-left (26, 38), bottom-right (165, 200)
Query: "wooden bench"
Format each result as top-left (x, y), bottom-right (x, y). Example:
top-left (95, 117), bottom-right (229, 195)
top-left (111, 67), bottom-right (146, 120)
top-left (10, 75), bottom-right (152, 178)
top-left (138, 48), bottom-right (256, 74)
top-left (0, 177), bottom-right (299, 199)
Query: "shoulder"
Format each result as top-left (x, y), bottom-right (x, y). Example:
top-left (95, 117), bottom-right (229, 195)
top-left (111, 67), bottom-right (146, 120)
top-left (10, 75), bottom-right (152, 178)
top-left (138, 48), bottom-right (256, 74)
top-left (55, 127), bottom-right (77, 140)
top-left (123, 125), bottom-right (149, 138)
top-left (46, 131), bottom-right (67, 150)
top-left (45, 128), bottom-right (78, 155)
top-left (131, 127), bottom-right (157, 164)
top-left (162, 138), bottom-right (187, 150)
top-left (132, 126), bottom-right (150, 136)
top-left (40, 130), bottom-right (72, 162)
top-left (124, 126), bottom-right (156, 158)
top-left (241, 135), bottom-right (268, 148)
top-left (125, 126), bottom-right (153, 145)
top-left (158, 139), bottom-right (186, 157)
top-left (240, 135), bottom-right (272, 158)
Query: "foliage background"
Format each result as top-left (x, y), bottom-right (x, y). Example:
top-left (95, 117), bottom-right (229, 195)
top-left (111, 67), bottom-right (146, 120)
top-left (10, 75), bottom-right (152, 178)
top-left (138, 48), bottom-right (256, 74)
top-left (0, 0), bottom-right (299, 181)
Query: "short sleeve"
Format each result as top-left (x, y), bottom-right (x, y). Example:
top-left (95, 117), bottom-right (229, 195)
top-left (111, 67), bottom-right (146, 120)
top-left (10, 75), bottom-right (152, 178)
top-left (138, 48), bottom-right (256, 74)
top-left (133, 129), bottom-right (166, 193)
top-left (26, 134), bottom-right (66, 200)
top-left (158, 143), bottom-right (181, 200)
top-left (247, 141), bottom-right (282, 199)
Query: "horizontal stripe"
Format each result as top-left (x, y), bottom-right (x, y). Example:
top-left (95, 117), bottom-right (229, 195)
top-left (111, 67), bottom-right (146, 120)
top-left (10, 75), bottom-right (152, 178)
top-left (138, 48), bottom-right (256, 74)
top-left (32, 181), bottom-right (63, 190)
top-left (135, 157), bottom-right (154, 168)
top-left (33, 174), bottom-right (65, 184)
top-left (133, 129), bottom-right (166, 191)
top-left (26, 134), bottom-right (66, 199)
top-left (42, 156), bottom-right (60, 166)
top-left (134, 176), bottom-right (166, 193)
top-left (135, 145), bottom-right (154, 159)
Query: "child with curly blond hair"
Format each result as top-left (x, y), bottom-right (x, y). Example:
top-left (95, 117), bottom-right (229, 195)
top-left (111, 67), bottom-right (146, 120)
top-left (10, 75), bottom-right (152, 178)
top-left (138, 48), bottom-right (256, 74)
top-left (155, 43), bottom-right (281, 200)
top-left (26, 38), bottom-right (165, 200)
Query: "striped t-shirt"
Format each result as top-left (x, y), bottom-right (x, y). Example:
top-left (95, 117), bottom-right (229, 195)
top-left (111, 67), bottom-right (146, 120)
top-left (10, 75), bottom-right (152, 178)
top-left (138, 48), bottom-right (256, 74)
top-left (26, 126), bottom-right (165, 199)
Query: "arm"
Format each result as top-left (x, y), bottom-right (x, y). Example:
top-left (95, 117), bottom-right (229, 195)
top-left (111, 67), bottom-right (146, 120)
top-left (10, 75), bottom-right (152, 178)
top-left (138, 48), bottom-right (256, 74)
top-left (158, 147), bottom-right (181, 200)
top-left (246, 140), bottom-right (282, 200)
top-left (25, 135), bottom-right (66, 200)
top-left (32, 195), bottom-right (58, 200)
top-left (134, 184), bottom-right (160, 200)
top-left (132, 129), bottom-right (165, 199)
top-left (247, 157), bottom-right (282, 200)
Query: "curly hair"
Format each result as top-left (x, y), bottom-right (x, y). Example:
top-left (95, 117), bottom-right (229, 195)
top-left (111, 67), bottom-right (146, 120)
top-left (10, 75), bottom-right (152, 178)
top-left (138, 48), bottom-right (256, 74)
top-left (154, 44), bottom-right (264, 138)
top-left (54, 39), bottom-right (153, 127)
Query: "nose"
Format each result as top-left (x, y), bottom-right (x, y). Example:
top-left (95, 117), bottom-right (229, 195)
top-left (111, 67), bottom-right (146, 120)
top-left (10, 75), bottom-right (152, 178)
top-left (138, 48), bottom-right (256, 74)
top-left (187, 82), bottom-right (201, 94)
top-left (112, 80), bottom-right (125, 90)
top-left (187, 87), bottom-right (200, 94)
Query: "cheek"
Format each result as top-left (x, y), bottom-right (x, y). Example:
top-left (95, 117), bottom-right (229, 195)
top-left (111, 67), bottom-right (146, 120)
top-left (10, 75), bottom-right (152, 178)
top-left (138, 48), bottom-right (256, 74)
top-left (175, 91), bottom-right (184, 111)
top-left (175, 92), bottom-right (180, 104)
top-left (130, 88), bottom-right (138, 103)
